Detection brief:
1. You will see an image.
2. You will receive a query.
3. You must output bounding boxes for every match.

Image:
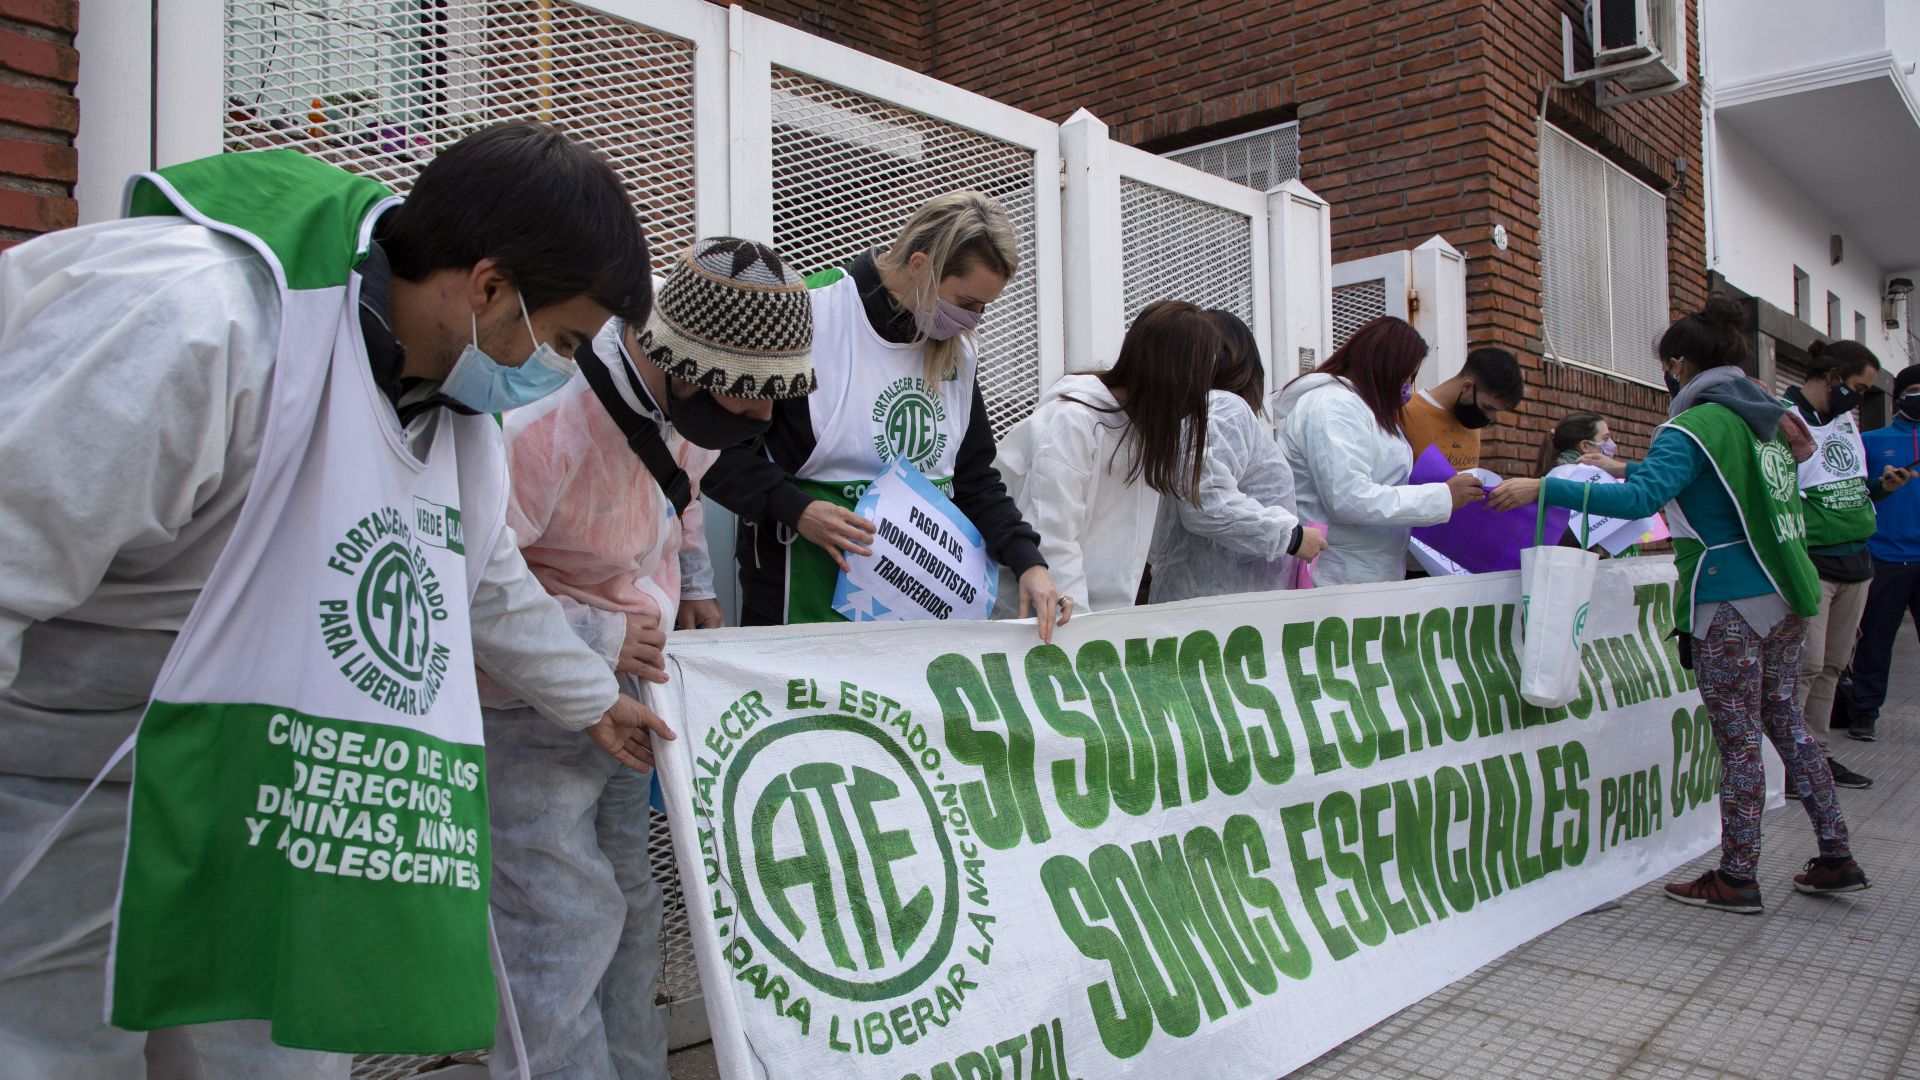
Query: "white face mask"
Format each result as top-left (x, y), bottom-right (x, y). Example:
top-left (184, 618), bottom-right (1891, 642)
top-left (439, 292), bottom-right (576, 413)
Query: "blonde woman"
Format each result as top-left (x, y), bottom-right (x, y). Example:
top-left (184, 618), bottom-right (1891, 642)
top-left (705, 192), bottom-right (1069, 640)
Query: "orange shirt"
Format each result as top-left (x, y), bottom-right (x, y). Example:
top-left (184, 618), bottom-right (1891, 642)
top-left (1403, 391), bottom-right (1480, 470)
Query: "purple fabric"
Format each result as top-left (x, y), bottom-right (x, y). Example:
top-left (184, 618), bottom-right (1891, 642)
top-left (1407, 446), bottom-right (1572, 574)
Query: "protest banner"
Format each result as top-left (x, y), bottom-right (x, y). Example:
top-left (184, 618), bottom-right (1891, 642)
top-left (835, 459), bottom-right (998, 623)
top-left (656, 558), bottom-right (1721, 1080)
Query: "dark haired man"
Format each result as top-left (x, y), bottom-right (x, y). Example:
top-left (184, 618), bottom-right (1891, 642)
top-left (0, 124), bottom-right (668, 1075)
top-left (1404, 346), bottom-right (1527, 470)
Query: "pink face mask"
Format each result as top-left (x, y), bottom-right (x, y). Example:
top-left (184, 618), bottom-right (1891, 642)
top-left (916, 298), bottom-right (983, 341)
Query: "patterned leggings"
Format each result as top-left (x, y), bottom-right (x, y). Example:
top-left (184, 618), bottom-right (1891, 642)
top-left (1694, 605), bottom-right (1851, 880)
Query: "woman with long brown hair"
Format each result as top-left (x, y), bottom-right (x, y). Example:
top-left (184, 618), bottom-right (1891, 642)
top-left (1271, 315), bottom-right (1485, 585)
top-left (997, 299), bottom-right (1223, 612)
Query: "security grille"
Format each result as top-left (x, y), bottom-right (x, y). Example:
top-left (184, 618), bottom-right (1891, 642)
top-left (223, 0), bottom-right (700, 258)
top-left (1540, 122), bottom-right (1668, 385)
top-left (1119, 178), bottom-right (1255, 334)
top-left (769, 69), bottom-right (1042, 436)
top-left (1331, 279), bottom-right (1387, 352)
top-left (1166, 122), bottom-right (1299, 191)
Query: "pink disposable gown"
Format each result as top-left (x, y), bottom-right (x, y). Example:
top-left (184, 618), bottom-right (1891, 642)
top-left (477, 363), bottom-right (716, 708)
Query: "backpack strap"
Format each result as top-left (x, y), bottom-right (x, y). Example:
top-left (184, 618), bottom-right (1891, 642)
top-left (576, 338), bottom-right (693, 515)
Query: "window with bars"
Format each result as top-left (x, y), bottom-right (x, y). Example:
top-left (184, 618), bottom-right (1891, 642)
top-left (1538, 122), bottom-right (1669, 386)
top-left (1164, 122), bottom-right (1300, 192)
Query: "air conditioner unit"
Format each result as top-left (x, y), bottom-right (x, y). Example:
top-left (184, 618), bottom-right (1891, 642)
top-left (1588, 0), bottom-right (1657, 64)
top-left (1564, 0), bottom-right (1688, 107)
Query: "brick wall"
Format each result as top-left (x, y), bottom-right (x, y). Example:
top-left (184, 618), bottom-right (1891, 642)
top-left (0, 0), bottom-right (75, 249)
top-left (735, 0), bottom-right (930, 75)
top-left (742, 0), bottom-right (1707, 478)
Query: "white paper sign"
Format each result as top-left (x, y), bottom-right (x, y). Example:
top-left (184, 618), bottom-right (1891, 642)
top-left (832, 458), bottom-right (997, 622)
top-left (1552, 464), bottom-right (1667, 555)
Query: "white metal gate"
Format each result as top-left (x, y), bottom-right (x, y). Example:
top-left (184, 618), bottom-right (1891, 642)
top-left (1330, 236), bottom-right (1468, 389)
top-left (80, 0), bottom-right (1336, 1072)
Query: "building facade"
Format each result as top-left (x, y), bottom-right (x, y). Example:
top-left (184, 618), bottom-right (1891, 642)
top-left (739, 0), bottom-right (1710, 476)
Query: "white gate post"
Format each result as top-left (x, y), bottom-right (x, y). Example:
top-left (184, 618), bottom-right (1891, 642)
top-left (1060, 108), bottom-right (1124, 373)
top-left (726, 5), bottom-right (774, 243)
top-left (1410, 235), bottom-right (1468, 388)
top-left (1267, 179), bottom-right (1332, 382)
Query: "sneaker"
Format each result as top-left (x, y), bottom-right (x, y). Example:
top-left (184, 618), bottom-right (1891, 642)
top-left (1827, 758), bottom-right (1873, 789)
top-left (1847, 719), bottom-right (1877, 742)
top-left (1794, 857), bottom-right (1870, 895)
top-left (1663, 869), bottom-right (1763, 914)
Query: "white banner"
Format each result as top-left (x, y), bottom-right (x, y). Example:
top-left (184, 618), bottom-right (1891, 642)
top-left (657, 558), bottom-right (1722, 1080)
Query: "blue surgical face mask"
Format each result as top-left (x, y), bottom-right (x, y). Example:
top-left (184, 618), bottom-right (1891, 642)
top-left (440, 292), bottom-right (576, 413)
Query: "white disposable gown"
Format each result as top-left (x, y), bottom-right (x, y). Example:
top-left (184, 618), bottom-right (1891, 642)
top-left (1148, 390), bottom-right (1303, 602)
top-left (1270, 372), bottom-right (1453, 586)
top-left (996, 373), bottom-right (1158, 614)
top-left (0, 216), bottom-right (620, 1078)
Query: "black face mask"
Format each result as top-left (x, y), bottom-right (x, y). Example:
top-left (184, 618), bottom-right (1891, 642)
top-left (1663, 366), bottom-right (1683, 397)
top-left (1898, 394), bottom-right (1920, 422)
top-left (1824, 382), bottom-right (1863, 419)
top-left (669, 385), bottom-right (772, 449)
top-left (1452, 387), bottom-right (1493, 430)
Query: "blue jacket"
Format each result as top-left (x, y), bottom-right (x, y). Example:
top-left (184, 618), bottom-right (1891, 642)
top-left (1543, 426), bottom-right (1776, 602)
top-left (1863, 417), bottom-right (1920, 562)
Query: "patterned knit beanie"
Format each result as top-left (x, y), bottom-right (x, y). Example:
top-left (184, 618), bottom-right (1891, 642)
top-left (637, 237), bottom-right (815, 399)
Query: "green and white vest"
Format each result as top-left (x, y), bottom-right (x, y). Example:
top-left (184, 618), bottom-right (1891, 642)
top-left (1661, 403), bottom-right (1820, 634)
top-left (109, 151), bottom-right (508, 1053)
top-left (782, 271), bottom-right (976, 623)
top-left (1795, 407), bottom-right (1876, 547)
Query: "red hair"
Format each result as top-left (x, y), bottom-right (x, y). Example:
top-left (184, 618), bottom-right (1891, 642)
top-left (1287, 316), bottom-right (1428, 437)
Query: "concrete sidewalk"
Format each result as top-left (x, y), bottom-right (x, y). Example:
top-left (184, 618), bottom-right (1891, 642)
top-left (663, 625), bottom-right (1920, 1080)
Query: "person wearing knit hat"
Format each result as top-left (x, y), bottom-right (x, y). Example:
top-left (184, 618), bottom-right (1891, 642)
top-left (1847, 364), bottom-right (1920, 742)
top-left (481, 236), bottom-right (812, 1080)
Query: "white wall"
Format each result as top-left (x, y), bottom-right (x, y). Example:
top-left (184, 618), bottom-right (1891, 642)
top-left (1711, 122), bottom-right (1906, 360)
top-left (1708, 0), bottom-right (1890, 87)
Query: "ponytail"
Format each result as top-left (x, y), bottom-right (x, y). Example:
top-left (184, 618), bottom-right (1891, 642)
top-left (1659, 294), bottom-right (1748, 370)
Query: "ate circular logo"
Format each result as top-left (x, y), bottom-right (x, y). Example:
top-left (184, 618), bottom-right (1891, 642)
top-left (723, 715), bottom-right (960, 1002)
top-left (318, 507), bottom-right (453, 716)
top-left (871, 377), bottom-right (949, 472)
top-left (1758, 441), bottom-right (1800, 503)
top-left (1820, 434), bottom-right (1859, 477)
top-left (359, 543), bottom-right (433, 680)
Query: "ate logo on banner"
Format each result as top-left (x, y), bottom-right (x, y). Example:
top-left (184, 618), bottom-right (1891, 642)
top-left (316, 505), bottom-right (454, 716)
top-left (872, 376), bottom-right (949, 473)
top-left (700, 680), bottom-right (999, 1059)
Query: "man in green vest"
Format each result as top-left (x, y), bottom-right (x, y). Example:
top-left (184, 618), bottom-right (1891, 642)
top-left (0, 125), bottom-right (669, 1075)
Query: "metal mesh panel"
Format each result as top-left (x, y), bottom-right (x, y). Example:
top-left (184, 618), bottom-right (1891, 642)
top-left (1331, 279), bottom-right (1387, 351)
top-left (768, 69), bottom-right (1042, 436)
top-left (1166, 122), bottom-right (1299, 191)
top-left (223, 0), bottom-right (699, 257)
top-left (1540, 123), bottom-right (1617, 373)
top-left (1604, 165), bottom-right (1669, 385)
top-left (1119, 177), bottom-right (1255, 335)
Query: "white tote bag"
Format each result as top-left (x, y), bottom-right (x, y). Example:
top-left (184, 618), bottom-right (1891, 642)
top-left (1515, 487), bottom-right (1599, 707)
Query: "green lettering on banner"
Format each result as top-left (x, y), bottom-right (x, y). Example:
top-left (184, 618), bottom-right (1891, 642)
top-left (1281, 621), bottom-right (1339, 775)
top-left (1224, 626), bottom-right (1294, 787)
top-left (1175, 631), bottom-right (1256, 798)
top-left (1350, 617), bottom-right (1406, 762)
top-left (1383, 613), bottom-right (1442, 754)
top-left (1077, 640), bottom-right (1158, 817)
top-left (1026, 645), bottom-right (1110, 831)
top-left (1125, 636), bottom-right (1210, 810)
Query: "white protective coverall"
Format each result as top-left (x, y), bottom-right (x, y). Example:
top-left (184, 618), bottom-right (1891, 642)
top-left (995, 373), bottom-right (1159, 614)
top-left (1270, 372), bottom-right (1453, 586)
top-left (480, 317), bottom-right (717, 1080)
top-left (0, 218), bottom-right (619, 1079)
top-left (1147, 390), bottom-right (1303, 602)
